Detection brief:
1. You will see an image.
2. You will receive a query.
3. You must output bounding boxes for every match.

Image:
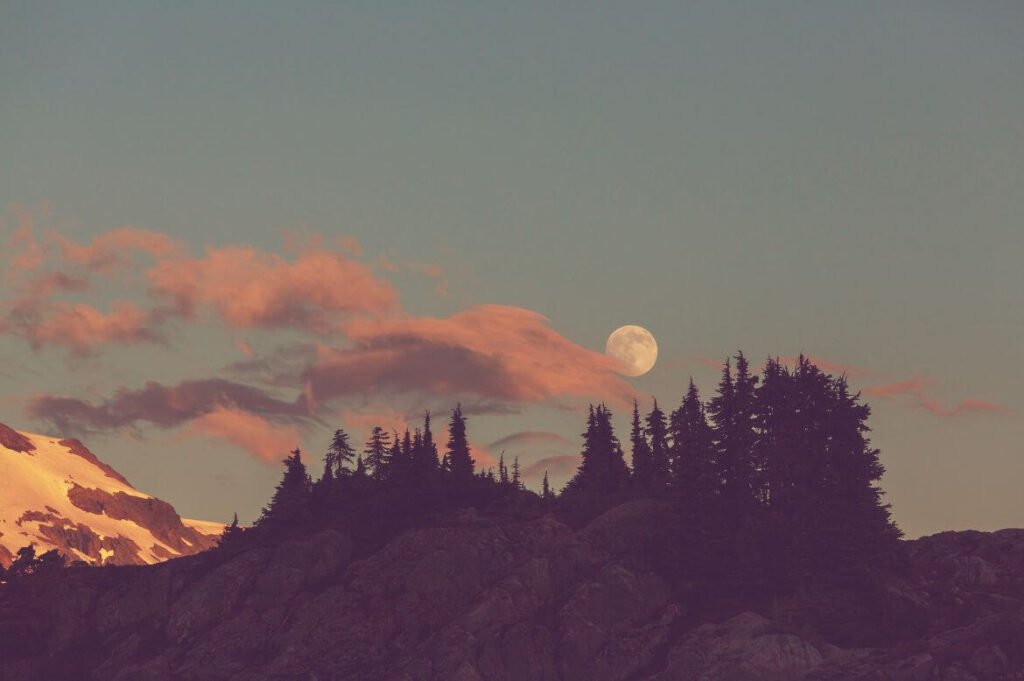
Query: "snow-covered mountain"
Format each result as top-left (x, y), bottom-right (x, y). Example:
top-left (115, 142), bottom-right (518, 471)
top-left (0, 423), bottom-right (223, 567)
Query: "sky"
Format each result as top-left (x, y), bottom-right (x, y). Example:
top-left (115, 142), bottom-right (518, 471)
top-left (1, 2), bottom-right (1022, 537)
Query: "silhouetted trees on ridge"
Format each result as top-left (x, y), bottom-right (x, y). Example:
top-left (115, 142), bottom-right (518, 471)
top-left (234, 353), bottom-right (899, 586)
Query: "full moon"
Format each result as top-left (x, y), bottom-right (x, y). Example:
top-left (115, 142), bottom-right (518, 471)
top-left (605, 325), bottom-right (658, 377)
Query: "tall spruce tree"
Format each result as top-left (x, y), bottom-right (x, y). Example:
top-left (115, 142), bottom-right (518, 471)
top-left (445, 403), bottom-right (475, 479)
top-left (732, 352), bottom-right (759, 502)
top-left (670, 378), bottom-right (718, 513)
top-left (411, 412), bottom-right (439, 475)
top-left (498, 451), bottom-right (509, 484)
top-left (565, 404), bottom-right (631, 496)
top-left (257, 449), bottom-right (312, 530)
top-left (388, 430), bottom-right (403, 472)
top-left (542, 471), bottom-right (552, 500)
top-left (324, 429), bottom-right (356, 479)
top-left (511, 456), bottom-right (522, 489)
top-left (754, 356), bottom-right (901, 580)
top-left (646, 398), bottom-right (671, 483)
top-left (363, 426), bottom-right (392, 481)
top-left (708, 354), bottom-right (758, 514)
top-left (630, 398), bottom-right (653, 485)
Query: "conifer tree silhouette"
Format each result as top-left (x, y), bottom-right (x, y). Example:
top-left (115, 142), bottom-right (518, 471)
top-left (498, 451), bottom-right (509, 484)
top-left (670, 378), bottom-right (717, 514)
top-left (646, 398), bottom-right (670, 483)
top-left (410, 412), bottom-right (439, 475)
top-left (511, 456), bottom-right (522, 489)
top-left (541, 470), bottom-right (552, 500)
top-left (630, 398), bottom-right (653, 485)
top-left (220, 512), bottom-right (244, 546)
top-left (565, 404), bottom-right (630, 496)
top-left (445, 403), bottom-right (475, 479)
top-left (325, 429), bottom-right (356, 480)
top-left (257, 449), bottom-right (312, 531)
top-left (708, 355), bottom-right (758, 516)
top-left (363, 426), bottom-right (392, 481)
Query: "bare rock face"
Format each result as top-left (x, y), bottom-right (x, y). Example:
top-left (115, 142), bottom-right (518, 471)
top-left (66, 484), bottom-right (218, 555)
top-left (58, 438), bottom-right (131, 486)
top-left (1, 504), bottom-right (1024, 681)
top-left (0, 424), bottom-right (34, 454)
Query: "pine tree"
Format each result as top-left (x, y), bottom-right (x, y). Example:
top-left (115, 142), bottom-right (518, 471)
top-left (752, 356), bottom-right (901, 581)
top-left (565, 404), bottom-right (631, 496)
top-left (445, 403), bottom-right (475, 479)
top-left (354, 455), bottom-right (367, 478)
top-left (220, 512), bottom-right (244, 546)
top-left (402, 429), bottom-right (412, 459)
top-left (422, 411), bottom-right (438, 465)
top-left (511, 456), bottom-right (522, 489)
top-left (646, 398), bottom-right (670, 483)
top-left (708, 355), bottom-right (758, 514)
top-left (670, 378), bottom-right (718, 514)
top-left (630, 398), bottom-right (653, 485)
top-left (257, 449), bottom-right (312, 531)
top-left (363, 426), bottom-right (392, 481)
top-left (498, 451), bottom-right (509, 484)
top-left (389, 430), bottom-right (403, 468)
top-left (325, 429), bottom-right (356, 479)
top-left (411, 412), bottom-right (439, 475)
top-left (754, 357), bottom-right (794, 509)
top-left (731, 351), bottom-right (759, 502)
top-left (541, 470), bottom-right (552, 500)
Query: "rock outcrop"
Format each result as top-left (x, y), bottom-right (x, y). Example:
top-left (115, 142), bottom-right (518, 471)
top-left (1, 499), bottom-right (1023, 680)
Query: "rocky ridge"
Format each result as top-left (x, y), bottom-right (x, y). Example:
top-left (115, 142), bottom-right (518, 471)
top-left (1, 500), bottom-right (1022, 680)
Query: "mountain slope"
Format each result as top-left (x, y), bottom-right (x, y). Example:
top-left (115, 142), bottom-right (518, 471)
top-left (0, 423), bottom-right (222, 566)
top-left (1, 501), bottom-right (1023, 680)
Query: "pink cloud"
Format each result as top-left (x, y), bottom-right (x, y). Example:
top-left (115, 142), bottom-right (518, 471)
top-left (6, 226), bottom-right (45, 274)
top-left (864, 377), bottom-right (932, 397)
top-left (306, 305), bottom-right (634, 407)
top-left (187, 406), bottom-right (302, 463)
top-left (487, 431), bottom-right (572, 451)
top-left (235, 339), bottom-right (255, 357)
top-left (2, 223), bottom-right (397, 353)
top-left (522, 454), bottom-right (582, 480)
top-left (52, 227), bottom-right (182, 273)
top-left (865, 377), bottom-right (1008, 419)
top-left (25, 301), bottom-right (159, 354)
top-left (918, 397), bottom-right (1009, 418)
top-left (469, 440), bottom-right (498, 469)
top-left (148, 244), bottom-right (397, 332)
top-left (341, 406), bottom-right (410, 440)
top-left (28, 378), bottom-right (309, 434)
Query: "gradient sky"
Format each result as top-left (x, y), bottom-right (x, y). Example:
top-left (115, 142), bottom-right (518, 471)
top-left (2, 2), bottom-right (1022, 537)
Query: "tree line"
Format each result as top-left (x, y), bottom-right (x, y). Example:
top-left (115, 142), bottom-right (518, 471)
top-left (232, 352), bottom-right (900, 587)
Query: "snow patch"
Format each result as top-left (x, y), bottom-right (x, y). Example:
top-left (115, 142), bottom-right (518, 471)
top-left (0, 428), bottom-right (221, 566)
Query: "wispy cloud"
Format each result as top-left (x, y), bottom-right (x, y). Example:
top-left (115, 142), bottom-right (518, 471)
top-left (2, 216), bottom-right (397, 354)
top-left (27, 378), bottom-right (310, 436)
top-left (522, 454), bottom-right (581, 480)
top-left (306, 305), bottom-right (633, 407)
top-left (147, 243), bottom-right (397, 332)
top-left (487, 430), bottom-right (572, 451)
top-left (186, 406), bottom-right (302, 463)
top-left (864, 377), bottom-right (1008, 419)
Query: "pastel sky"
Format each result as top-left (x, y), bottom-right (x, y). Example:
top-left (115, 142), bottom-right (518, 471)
top-left (2, 3), bottom-right (1022, 537)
